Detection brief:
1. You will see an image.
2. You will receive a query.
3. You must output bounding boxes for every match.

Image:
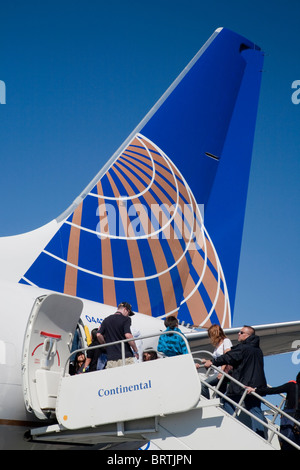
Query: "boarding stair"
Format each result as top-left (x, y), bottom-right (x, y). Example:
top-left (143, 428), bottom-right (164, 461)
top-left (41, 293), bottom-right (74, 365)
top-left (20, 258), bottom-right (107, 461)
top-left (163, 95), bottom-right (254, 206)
top-left (22, 294), bottom-right (300, 450)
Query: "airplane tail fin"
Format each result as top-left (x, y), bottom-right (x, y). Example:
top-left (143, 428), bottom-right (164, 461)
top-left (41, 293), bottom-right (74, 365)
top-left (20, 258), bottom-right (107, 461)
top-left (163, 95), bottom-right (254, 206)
top-left (17, 28), bottom-right (264, 328)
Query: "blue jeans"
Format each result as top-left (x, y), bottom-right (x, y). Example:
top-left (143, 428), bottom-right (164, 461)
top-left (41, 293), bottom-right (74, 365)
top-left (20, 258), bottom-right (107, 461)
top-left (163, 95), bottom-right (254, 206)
top-left (201, 374), bottom-right (228, 399)
top-left (201, 374), bottom-right (219, 399)
top-left (223, 394), bottom-right (266, 437)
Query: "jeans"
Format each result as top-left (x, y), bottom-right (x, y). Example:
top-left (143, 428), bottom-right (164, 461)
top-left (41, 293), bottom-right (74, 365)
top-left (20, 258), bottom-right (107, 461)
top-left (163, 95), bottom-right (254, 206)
top-left (201, 374), bottom-right (228, 399)
top-left (223, 394), bottom-right (267, 437)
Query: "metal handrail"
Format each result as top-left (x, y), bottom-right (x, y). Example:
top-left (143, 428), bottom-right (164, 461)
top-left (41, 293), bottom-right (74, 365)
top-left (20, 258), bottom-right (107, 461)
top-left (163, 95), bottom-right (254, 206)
top-left (64, 329), bottom-right (191, 376)
top-left (196, 356), bottom-right (300, 450)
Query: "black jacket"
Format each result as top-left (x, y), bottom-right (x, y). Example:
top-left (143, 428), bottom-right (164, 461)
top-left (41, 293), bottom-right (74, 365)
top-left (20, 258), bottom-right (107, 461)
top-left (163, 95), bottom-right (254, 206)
top-left (213, 334), bottom-right (267, 396)
top-left (256, 381), bottom-right (300, 410)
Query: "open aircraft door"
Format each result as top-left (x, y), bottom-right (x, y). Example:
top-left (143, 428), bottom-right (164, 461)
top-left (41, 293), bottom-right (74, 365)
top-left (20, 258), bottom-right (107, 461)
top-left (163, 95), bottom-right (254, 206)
top-left (21, 293), bottom-right (83, 420)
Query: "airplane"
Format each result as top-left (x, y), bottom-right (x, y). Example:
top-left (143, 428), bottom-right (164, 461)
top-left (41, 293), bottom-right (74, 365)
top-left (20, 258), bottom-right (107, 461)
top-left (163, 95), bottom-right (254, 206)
top-left (0, 26), bottom-right (299, 450)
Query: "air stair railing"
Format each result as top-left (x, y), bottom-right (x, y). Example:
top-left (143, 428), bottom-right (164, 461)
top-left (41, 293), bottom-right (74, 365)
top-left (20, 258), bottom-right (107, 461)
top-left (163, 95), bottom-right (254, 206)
top-left (264, 393), bottom-right (287, 444)
top-left (63, 330), bottom-right (191, 376)
top-left (194, 351), bottom-right (300, 450)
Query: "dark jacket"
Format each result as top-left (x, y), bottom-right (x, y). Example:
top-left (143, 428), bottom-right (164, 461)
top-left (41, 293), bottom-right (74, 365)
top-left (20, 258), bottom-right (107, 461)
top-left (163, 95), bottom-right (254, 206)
top-left (213, 334), bottom-right (267, 396)
top-left (86, 339), bottom-right (101, 372)
top-left (256, 381), bottom-right (300, 410)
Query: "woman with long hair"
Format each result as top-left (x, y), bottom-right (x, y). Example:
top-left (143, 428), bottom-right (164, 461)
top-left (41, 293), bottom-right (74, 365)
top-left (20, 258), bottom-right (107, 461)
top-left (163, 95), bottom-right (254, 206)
top-left (201, 324), bottom-right (232, 399)
top-left (74, 351), bottom-right (86, 374)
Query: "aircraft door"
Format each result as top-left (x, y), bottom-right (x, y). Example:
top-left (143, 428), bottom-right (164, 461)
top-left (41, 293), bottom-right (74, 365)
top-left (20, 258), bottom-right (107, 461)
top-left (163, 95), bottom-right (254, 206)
top-left (22, 293), bottom-right (83, 420)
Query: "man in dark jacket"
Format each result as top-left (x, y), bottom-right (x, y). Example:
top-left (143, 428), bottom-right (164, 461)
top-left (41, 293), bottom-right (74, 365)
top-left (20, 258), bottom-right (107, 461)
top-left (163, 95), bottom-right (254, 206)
top-left (203, 325), bottom-right (267, 437)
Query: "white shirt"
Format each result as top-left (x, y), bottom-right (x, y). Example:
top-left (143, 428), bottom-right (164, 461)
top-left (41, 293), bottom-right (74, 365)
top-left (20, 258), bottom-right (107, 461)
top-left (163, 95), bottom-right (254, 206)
top-left (213, 338), bottom-right (232, 359)
top-left (209, 338), bottom-right (232, 375)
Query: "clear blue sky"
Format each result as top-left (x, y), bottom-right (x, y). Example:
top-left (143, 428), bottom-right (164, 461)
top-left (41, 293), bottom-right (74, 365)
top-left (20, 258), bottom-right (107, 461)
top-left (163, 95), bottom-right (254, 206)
top-left (1, 0), bottom-right (299, 393)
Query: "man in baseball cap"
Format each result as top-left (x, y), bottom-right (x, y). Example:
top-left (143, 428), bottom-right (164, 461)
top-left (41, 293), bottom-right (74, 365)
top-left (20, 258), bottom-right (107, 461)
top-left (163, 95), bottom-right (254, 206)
top-left (118, 301), bottom-right (135, 316)
top-left (97, 300), bottom-right (137, 368)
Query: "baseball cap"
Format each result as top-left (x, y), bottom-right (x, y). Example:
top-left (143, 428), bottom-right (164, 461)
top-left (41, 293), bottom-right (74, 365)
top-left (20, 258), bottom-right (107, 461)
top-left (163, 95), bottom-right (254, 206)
top-left (119, 302), bottom-right (135, 316)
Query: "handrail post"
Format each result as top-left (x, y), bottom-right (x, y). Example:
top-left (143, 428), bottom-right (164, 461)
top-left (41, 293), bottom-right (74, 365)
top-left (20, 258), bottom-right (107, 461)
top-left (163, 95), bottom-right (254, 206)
top-left (121, 341), bottom-right (125, 366)
top-left (232, 389), bottom-right (248, 418)
top-left (267, 395), bottom-right (286, 443)
top-left (212, 372), bottom-right (226, 398)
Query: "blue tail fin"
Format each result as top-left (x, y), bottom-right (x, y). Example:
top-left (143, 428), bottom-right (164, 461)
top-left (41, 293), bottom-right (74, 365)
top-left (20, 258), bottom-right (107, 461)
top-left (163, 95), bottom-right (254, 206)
top-left (19, 28), bottom-right (264, 328)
